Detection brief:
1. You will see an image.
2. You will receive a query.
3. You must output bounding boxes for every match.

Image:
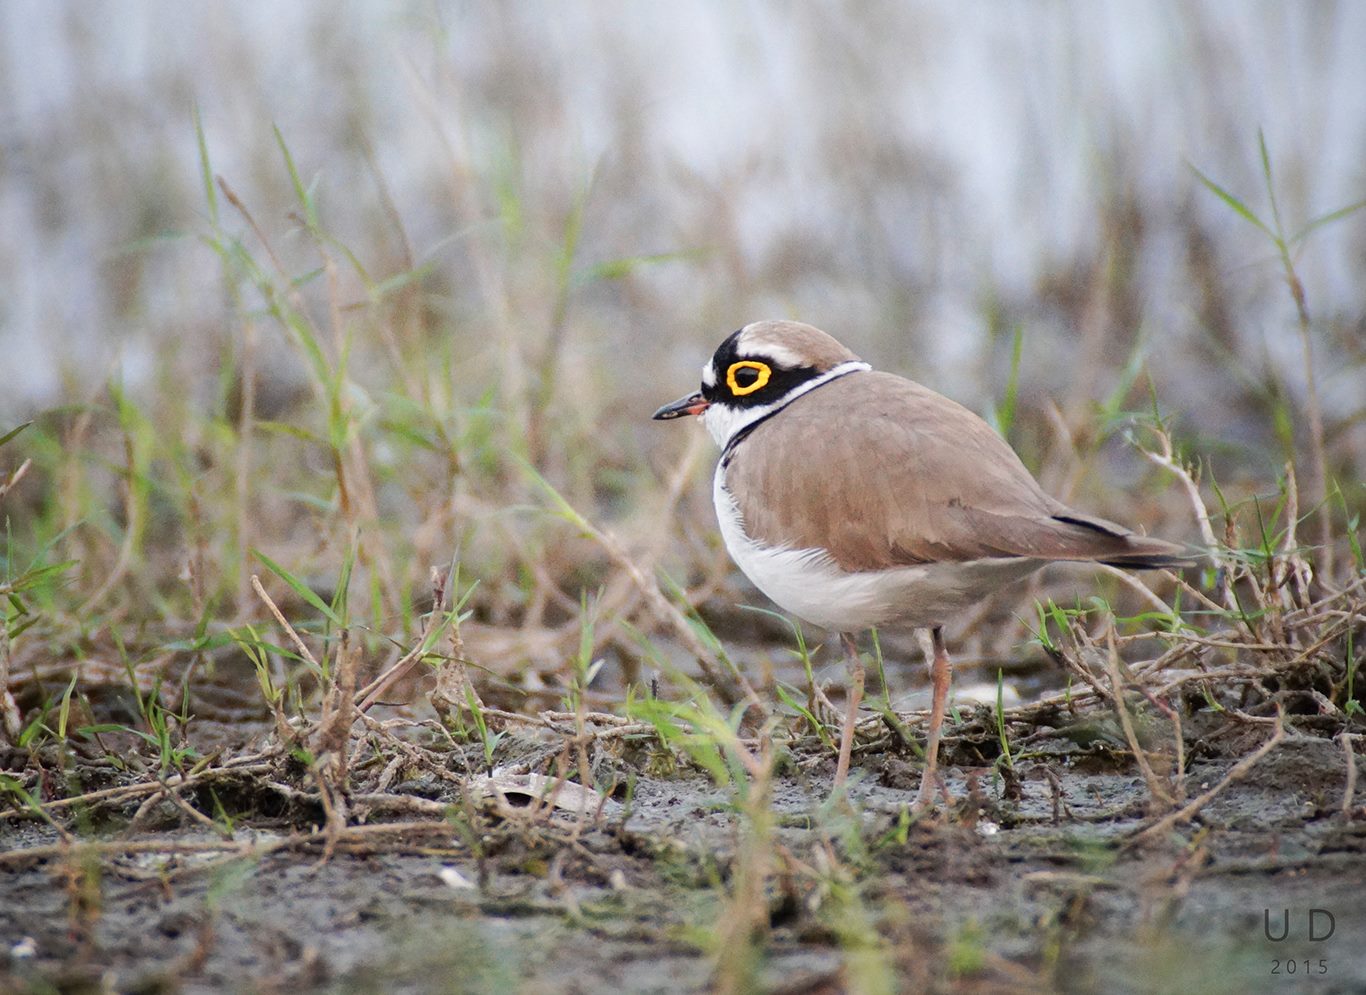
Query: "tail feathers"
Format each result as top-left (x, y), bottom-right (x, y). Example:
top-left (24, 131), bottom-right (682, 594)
top-left (1051, 513), bottom-right (1199, 571)
top-left (1097, 550), bottom-right (1201, 571)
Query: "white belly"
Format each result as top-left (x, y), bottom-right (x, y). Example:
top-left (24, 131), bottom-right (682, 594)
top-left (713, 465), bottom-right (1043, 632)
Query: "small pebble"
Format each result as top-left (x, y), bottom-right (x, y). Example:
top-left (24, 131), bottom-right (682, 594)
top-left (11, 937), bottom-right (36, 959)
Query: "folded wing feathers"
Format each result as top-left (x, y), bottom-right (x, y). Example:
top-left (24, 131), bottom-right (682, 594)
top-left (728, 370), bottom-right (1196, 573)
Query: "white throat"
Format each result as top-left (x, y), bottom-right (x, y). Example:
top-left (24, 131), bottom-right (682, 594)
top-left (700, 360), bottom-right (870, 449)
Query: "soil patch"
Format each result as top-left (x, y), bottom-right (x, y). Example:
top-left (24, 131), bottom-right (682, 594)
top-left (3, 712), bottom-right (1363, 994)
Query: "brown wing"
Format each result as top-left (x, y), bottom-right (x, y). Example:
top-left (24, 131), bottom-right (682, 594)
top-left (726, 371), bottom-right (1187, 572)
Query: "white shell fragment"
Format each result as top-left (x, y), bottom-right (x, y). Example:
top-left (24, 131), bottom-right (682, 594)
top-left (438, 866), bottom-right (476, 890)
top-left (469, 771), bottom-right (612, 817)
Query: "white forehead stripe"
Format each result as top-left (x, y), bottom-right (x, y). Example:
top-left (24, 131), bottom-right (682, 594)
top-left (701, 362), bottom-right (716, 386)
top-left (736, 327), bottom-right (805, 369)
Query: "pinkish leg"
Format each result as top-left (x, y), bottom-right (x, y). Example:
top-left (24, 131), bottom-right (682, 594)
top-left (833, 632), bottom-right (864, 790)
top-left (916, 626), bottom-right (952, 809)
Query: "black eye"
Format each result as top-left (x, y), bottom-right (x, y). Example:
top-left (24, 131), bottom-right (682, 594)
top-left (733, 367), bottom-right (759, 387)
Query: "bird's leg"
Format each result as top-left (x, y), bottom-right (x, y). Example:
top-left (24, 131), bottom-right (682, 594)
top-left (916, 626), bottom-right (952, 809)
top-left (833, 632), bottom-right (865, 789)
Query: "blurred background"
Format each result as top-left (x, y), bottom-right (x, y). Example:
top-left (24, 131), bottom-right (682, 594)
top-left (1, 2), bottom-right (1363, 712)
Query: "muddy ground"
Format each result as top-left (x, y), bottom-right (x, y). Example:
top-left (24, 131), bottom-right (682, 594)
top-left (2, 685), bottom-right (1364, 995)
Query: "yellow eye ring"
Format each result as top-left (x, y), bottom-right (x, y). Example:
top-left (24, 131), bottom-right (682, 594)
top-left (726, 360), bottom-right (771, 396)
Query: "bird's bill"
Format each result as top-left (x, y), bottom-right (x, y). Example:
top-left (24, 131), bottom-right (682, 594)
top-left (651, 391), bottom-right (710, 420)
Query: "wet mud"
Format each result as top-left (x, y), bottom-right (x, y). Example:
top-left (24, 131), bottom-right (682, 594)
top-left (3, 715), bottom-right (1363, 994)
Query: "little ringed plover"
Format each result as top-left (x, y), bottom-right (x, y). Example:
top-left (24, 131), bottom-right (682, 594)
top-left (654, 320), bottom-right (1190, 805)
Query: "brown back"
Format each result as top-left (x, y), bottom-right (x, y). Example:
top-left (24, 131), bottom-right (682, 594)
top-left (726, 370), bottom-right (1185, 571)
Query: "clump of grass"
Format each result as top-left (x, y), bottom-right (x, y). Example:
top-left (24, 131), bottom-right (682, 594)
top-left (1191, 132), bottom-right (1366, 580)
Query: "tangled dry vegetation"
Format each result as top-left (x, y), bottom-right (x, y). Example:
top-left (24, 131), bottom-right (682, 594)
top-left (1, 126), bottom-right (1364, 991)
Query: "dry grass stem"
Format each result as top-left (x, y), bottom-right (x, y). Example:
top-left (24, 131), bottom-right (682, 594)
top-left (250, 574), bottom-right (323, 673)
top-left (1104, 626), bottom-right (1176, 808)
top-left (1096, 563), bottom-right (1179, 616)
top-left (1132, 708), bottom-right (1286, 843)
top-left (0, 456), bottom-right (31, 500)
top-left (0, 622), bottom-right (21, 744)
top-left (1280, 255), bottom-right (1333, 580)
top-left (1278, 462), bottom-right (1313, 608)
top-left (1138, 423), bottom-right (1219, 552)
top-left (77, 419), bottom-right (144, 616)
top-left (234, 314), bottom-right (258, 613)
top-left (358, 572), bottom-right (450, 712)
top-left (0, 757), bottom-right (275, 822)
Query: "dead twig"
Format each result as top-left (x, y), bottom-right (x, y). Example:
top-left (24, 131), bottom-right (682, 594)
top-left (353, 713), bottom-right (468, 786)
top-left (1096, 563), bottom-right (1180, 617)
top-left (315, 631), bottom-right (360, 770)
top-left (1279, 462), bottom-right (1314, 608)
top-left (0, 616), bottom-right (21, 744)
top-left (77, 409), bottom-right (143, 615)
top-left (0, 757), bottom-right (275, 822)
top-left (350, 792), bottom-right (451, 818)
top-left (0, 456), bottom-right (31, 502)
top-left (1137, 423), bottom-right (1218, 550)
top-left (357, 571), bottom-right (450, 711)
top-left (1104, 626), bottom-right (1176, 808)
top-left (251, 574), bottom-right (322, 673)
top-left (155, 781), bottom-right (233, 839)
top-left (1130, 708), bottom-right (1285, 843)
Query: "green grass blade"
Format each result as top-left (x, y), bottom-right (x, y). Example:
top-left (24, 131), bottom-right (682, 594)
top-left (252, 548), bottom-right (341, 626)
top-left (3, 560), bottom-right (78, 595)
top-left (1187, 162), bottom-right (1275, 240)
top-left (0, 421), bottom-right (32, 449)
top-left (1290, 198), bottom-right (1366, 246)
top-left (993, 324), bottom-right (1024, 440)
top-left (273, 124), bottom-right (318, 229)
top-left (331, 540), bottom-right (356, 628)
top-left (193, 103), bottom-right (219, 226)
top-left (516, 455), bottom-right (592, 532)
